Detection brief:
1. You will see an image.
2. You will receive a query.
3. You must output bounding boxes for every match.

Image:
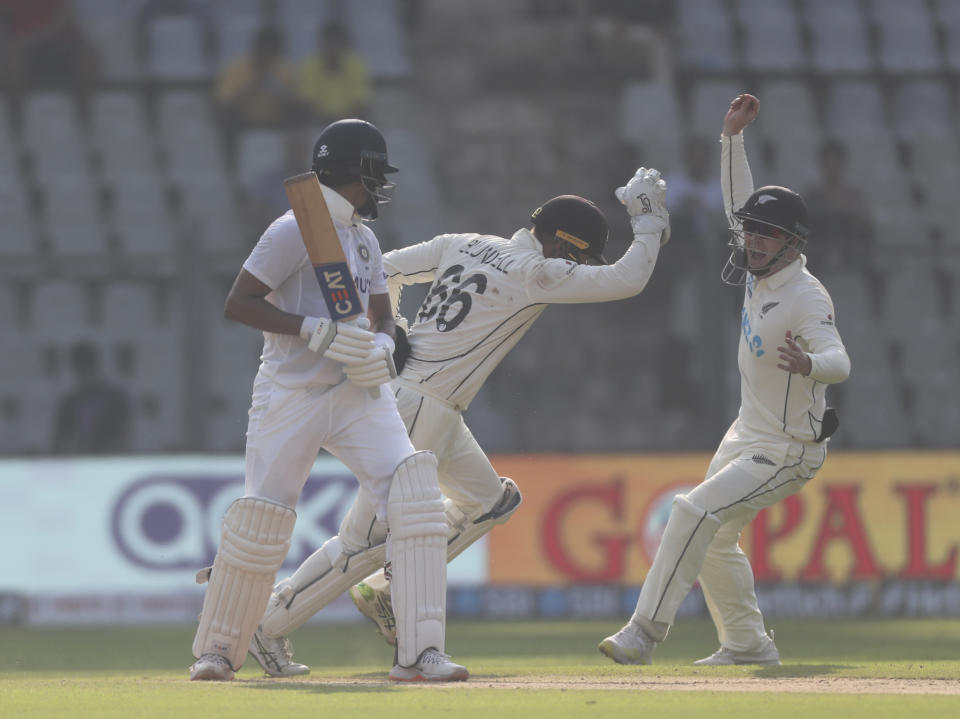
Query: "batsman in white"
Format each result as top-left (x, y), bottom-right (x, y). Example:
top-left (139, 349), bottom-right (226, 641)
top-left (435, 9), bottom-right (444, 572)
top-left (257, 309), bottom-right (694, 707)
top-left (250, 167), bottom-right (673, 674)
top-left (190, 118), bottom-right (466, 682)
top-left (599, 93), bottom-right (851, 666)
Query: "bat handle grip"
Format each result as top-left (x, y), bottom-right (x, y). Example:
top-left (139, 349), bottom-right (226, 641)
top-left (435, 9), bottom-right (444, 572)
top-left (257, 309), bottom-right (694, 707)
top-left (354, 317), bottom-right (381, 399)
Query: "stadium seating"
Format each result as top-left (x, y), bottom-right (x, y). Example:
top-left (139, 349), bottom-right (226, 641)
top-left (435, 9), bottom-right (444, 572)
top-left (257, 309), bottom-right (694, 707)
top-left (2, 0), bottom-right (957, 454)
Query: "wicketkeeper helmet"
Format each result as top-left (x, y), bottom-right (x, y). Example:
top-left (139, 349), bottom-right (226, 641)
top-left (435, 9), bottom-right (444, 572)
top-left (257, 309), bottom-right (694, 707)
top-left (531, 195), bottom-right (609, 264)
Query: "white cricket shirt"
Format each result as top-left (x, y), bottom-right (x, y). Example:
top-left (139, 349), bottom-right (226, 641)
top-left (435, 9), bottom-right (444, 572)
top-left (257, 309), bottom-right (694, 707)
top-left (721, 133), bottom-right (851, 443)
top-left (242, 185), bottom-right (388, 388)
top-left (384, 226), bottom-right (660, 409)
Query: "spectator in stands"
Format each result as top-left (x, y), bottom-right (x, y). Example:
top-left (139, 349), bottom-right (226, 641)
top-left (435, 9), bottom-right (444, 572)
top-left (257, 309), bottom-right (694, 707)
top-left (296, 20), bottom-right (371, 125)
top-left (53, 341), bottom-right (131, 454)
top-left (0, 0), bottom-right (99, 95)
top-left (215, 24), bottom-right (305, 140)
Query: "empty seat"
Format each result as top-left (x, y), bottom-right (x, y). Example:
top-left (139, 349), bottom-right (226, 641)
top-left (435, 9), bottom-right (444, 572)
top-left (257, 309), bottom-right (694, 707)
top-left (236, 129), bottom-right (287, 195)
top-left (618, 81), bottom-right (682, 168)
top-left (868, 1), bottom-right (941, 74)
top-left (344, 0), bottom-right (412, 81)
top-left (674, 11), bottom-right (738, 73)
top-left (21, 92), bottom-right (90, 181)
top-left (84, 19), bottom-right (142, 81)
top-left (30, 280), bottom-right (91, 338)
top-left (89, 91), bottom-right (157, 178)
top-left (891, 81), bottom-right (953, 138)
top-left (101, 281), bottom-right (158, 332)
top-left (20, 92), bottom-right (84, 150)
top-left (687, 79), bottom-right (742, 138)
top-left (803, 0), bottom-right (874, 74)
top-left (38, 177), bottom-right (110, 258)
top-left (737, 1), bottom-right (806, 73)
top-left (824, 81), bottom-right (888, 138)
top-left (146, 14), bottom-right (211, 81)
top-left (755, 80), bottom-right (818, 141)
top-left (0, 175), bottom-right (38, 261)
top-left (215, 14), bottom-right (262, 69)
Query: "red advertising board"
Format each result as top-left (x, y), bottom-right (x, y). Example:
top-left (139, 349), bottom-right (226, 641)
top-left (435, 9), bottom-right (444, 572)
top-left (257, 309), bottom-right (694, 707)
top-left (488, 452), bottom-right (960, 585)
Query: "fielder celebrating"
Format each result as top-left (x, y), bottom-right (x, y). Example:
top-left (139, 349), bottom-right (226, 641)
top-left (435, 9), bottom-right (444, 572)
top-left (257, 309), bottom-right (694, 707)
top-left (190, 119), bottom-right (466, 682)
top-left (599, 93), bottom-right (851, 666)
top-left (250, 169), bottom-right (672, 673)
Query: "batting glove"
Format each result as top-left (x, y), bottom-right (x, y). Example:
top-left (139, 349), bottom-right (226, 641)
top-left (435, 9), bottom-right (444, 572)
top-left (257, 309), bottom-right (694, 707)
top-left (615, 167), bottom-right (671, 245)
top-left (344, 335), bottom-right (398, 388)
top-left (300, 316), bottom-right (376, 362)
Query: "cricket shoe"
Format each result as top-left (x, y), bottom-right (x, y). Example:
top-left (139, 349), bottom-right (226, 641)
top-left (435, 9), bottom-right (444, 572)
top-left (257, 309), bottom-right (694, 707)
top-left (694, 630), bottom-right (781, 666)
top-left (189, 653), bottom-right (235, 681)
top-left (349, 580), bottom-right (397, 646)
top-left (248, 626), bottom-right (310, 677)
top-left (598, 622), bottom-right (657, 665)
top-left (389, 648), bottom-right (469, 682)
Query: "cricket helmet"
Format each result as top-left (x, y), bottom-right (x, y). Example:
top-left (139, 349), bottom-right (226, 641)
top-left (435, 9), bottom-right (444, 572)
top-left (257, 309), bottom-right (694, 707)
top-left (531, 195), bottom-right (609, 264)
top-left (311, 119), bottom-right (397, 219)
top-left (723, 185), bottom-right (809, 285)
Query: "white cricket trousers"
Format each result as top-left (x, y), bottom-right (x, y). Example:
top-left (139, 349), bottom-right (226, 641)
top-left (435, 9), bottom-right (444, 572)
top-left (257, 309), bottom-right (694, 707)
top-left (634, 420), bottom-right (827, 652)
top-left (395, 384), bottom-right (503, 517)
top-left (244, 373), bottom-right (416, 537)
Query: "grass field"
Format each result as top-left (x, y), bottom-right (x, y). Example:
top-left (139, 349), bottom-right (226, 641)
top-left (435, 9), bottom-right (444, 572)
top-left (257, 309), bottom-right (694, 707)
top-left (2, 618), bottom-right (959, 718)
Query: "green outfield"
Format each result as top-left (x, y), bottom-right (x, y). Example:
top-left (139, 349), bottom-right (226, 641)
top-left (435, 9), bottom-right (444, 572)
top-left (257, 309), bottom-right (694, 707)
top-left (2, 618), bottom-right (959, 718)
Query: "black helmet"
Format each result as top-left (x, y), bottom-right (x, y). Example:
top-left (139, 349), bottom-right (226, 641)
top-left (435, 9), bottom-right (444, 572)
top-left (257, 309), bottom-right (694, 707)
top-left (723, 185), bottom-right (809, 285)
top-left (531, 195), bottom-right (609, 264)
top-left (311, 119), bottom-right (397, 219)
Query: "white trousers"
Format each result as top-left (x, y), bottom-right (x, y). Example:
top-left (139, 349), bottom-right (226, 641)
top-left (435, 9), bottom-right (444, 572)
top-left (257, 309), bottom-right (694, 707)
top-left (634, 420), bottom-right (827, 652)
top-left (244, 373), bottom-right (415, 549)
top-left (395, 385), bottom-right (503, 517)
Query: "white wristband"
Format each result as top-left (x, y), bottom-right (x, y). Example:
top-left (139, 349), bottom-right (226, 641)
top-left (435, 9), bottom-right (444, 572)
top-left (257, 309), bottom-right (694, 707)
top-left (300, 316), bottom-right (322, 340)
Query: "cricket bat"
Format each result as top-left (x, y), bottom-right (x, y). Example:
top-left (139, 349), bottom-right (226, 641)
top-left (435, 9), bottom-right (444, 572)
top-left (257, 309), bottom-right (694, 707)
top-left (284, 171), bottom-right (365, 322)
top-left (284, 172), bottom-right (379, 396)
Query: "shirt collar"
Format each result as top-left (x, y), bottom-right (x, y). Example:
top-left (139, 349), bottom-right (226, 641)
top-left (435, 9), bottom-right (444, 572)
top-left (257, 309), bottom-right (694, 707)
top-left (511, 227), bottom-right (541, 252)
top-left (759, 254), bottom-right (805, 291)
top-left (320, 184), bottom-right (361, 226)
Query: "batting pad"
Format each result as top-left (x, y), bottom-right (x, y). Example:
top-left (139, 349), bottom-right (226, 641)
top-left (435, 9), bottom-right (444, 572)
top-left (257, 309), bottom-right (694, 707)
top-left (192, 497), bottom-right (296, 669)
top-left (631, 494), bottom-right (721, 638)
top-left (260, 536), bottom-right (386, 638)
top-left (387, 451), bottom-right (448, 667)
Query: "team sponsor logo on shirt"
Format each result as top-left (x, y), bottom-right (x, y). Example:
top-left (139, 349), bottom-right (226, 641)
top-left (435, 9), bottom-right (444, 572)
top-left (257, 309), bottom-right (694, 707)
top-left (760, 301), bottom-right (780, 318)
top-left (358, 245), bottom-right (370, 261)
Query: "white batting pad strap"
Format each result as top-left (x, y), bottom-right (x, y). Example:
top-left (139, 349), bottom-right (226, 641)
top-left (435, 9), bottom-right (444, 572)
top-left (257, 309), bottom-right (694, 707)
top-left (388, 451), bottom-right (447, 667)
top-left (631, 494), bottom-right (721, 639)
top-left (259, 537), bottom-right (386, 638)
top-left (193, 497), bottom-right (296, 669)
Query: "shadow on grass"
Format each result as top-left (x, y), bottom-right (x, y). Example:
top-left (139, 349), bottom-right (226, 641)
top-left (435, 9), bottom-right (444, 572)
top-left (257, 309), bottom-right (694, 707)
top-left (750, 664), bottom-right (850, 678)
top-left (237, 673), bottom-right (403, 695)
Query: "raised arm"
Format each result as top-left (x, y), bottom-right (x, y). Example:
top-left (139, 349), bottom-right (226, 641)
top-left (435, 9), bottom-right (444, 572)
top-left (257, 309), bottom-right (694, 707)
top-left (720, 94), bottom-right (759, 227)
top-left (525, 168), bottom-right (669, 304)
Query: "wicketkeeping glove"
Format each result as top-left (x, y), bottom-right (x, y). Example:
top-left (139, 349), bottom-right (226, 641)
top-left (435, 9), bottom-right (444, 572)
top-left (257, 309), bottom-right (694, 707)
top-left (299, 316), bottom-right (376, 363)
top-left (615, 167), bottom-right (671, 246)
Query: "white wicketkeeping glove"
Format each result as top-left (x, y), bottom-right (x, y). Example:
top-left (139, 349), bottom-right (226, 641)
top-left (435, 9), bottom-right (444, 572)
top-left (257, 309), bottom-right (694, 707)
top-left (299, 316), bottom-right (376, 363)
top-left (615, 166), bottom-right (672, 246)
top-left (343, 333), bottom-right (398, 388)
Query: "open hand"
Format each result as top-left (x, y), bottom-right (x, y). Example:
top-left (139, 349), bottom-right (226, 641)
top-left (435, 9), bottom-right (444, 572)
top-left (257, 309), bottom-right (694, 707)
top-left (777, 330), bottom-right (811, 376)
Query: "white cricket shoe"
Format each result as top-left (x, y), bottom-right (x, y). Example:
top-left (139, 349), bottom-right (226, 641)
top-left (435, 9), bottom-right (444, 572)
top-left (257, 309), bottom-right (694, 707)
top-left (598, 622), bottom-right (656, 665)
top-left (349, 580), bottom-right (397, 646)
top-left (248, 626), bottom-right (310, 677)
top-left (389, 648), bottom-right (469, 682)
top-left (189, 653), bottom-right (235, 681)
top-left (694, 630), bottom-right (781, 666)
